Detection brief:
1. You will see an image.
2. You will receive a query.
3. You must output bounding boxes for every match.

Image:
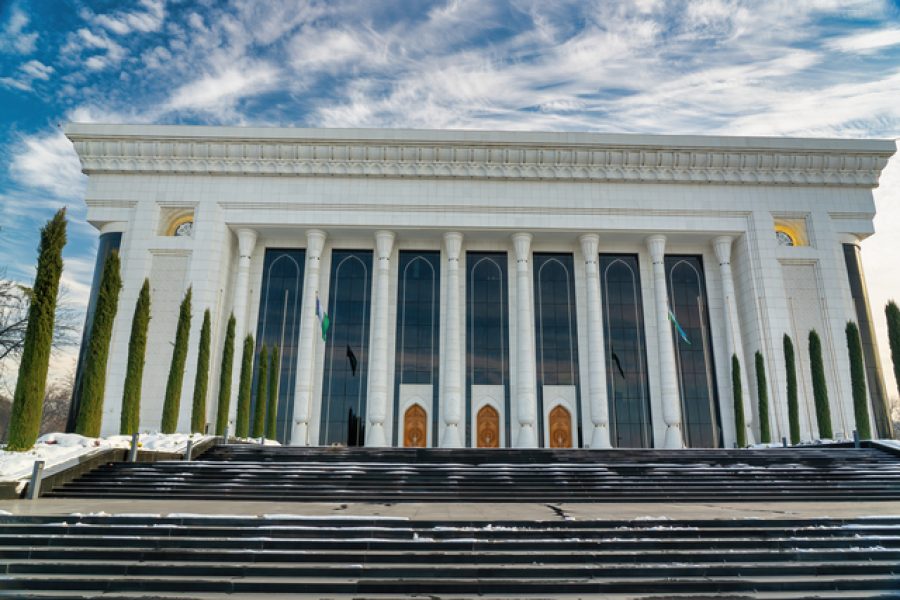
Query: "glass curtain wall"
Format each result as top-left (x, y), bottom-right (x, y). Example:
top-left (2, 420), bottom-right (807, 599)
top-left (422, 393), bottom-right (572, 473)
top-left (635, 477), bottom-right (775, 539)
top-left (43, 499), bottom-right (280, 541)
top-left (320, 250), bottom-right (372, 446)
top-left (533, 253), bottom-right (581, 447)
top-left (252, 249), bottom-right (305, 444)
top-left (599, 255), bottom-right (652, 448)
top-left (665, 255), bottom-right (721, 448)
top-left (466, 252), bottom-right (510, 446)
top-left (392, 251), bottom-right (440, 446)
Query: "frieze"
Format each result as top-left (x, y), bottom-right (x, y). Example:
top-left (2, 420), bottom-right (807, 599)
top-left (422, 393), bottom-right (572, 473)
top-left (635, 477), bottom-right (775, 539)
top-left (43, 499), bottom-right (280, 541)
top-left (66, 125), bottom-right (895, 188)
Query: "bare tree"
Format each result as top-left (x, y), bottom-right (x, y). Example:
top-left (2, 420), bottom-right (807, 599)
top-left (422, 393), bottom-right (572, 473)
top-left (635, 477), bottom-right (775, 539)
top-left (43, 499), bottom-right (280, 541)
top-left (40, 368), bottom-right (74, 435)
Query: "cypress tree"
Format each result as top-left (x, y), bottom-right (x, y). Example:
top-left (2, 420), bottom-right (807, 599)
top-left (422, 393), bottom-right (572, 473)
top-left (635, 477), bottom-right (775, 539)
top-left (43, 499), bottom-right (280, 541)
top-left (75, 251), bottom-right (122, 437)
top-left (732, 354), bottom-right (746, 447)
top-left (887, 301), bottom-right (900, 399)
top-left (120, 279), bottom-right (151, 435)
top-left (215, 314), bottom-right (236, 436)
top-left (808, 329), bottom-right (833, 439)
top-left (252, 345), bottom-right (268, 438)
top-left (755, 351), bottom-right (771, 444)
top-left (235, 335), bottom-right (254, 438)
top-left (846, 321), bottom-right (872, 439)
top-left (161, 287), bottom-right (192, 434)
top-left (190, 309), bottom-right (211, 433)
top-left (784, 334), bottom-right (801, 445)
top-left (266, 346), bottom-right (280, 440)
top-left (7, 208), bottom-right (67, 451)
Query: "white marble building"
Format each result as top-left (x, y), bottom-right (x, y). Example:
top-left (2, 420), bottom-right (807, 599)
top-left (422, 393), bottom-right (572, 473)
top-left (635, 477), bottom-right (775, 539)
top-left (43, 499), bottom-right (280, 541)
top-left (65, 124), bottom-right (896, 448)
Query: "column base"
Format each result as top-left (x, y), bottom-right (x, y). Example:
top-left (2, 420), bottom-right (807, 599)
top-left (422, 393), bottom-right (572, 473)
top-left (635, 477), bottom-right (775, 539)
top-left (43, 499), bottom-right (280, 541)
top-left (291, 421), bottom-right (308, 446)
top-left (366, 422), bottom-right (387, 447)
top-left (664, 424), bottom-right (685, 449)
top-left (516, 423), bottom-right (537, 448)
top-left (590, 424), bottom-right (612, 449)
top-left (441, 423), bottom-right (462, 448)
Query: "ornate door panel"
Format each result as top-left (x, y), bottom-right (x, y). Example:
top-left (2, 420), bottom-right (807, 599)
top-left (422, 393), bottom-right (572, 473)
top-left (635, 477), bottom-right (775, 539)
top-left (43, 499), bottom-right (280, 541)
top-left (403, 404), bottom-right (427, 448)
top-left (548, 405), bottom-right (572, 448)
top-left (476, 405), bottom-right (500, 448)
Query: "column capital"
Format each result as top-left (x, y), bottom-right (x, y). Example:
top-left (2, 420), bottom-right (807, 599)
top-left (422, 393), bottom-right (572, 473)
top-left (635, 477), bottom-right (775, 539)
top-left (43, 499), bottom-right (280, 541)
top-left (306, 229), bottom-right (327, 258)
top-left (511, 232), bottom-right (533, 262)
top-left (578, 233), bottom-right (599, 263)
top-left (374, 230), bottom-right (395, 261)
top-left (443, 231), bottom-right (463, 261)
top-left (235, 228), bottom-right (258, 259)
top-left (712, 235), bottom-right (734, 265)
top-left (646, 234), bottom-right (666, 263)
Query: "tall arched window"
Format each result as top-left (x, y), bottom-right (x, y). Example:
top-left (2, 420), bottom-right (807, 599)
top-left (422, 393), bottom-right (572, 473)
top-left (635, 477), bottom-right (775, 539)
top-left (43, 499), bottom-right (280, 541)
top-left (533, 254), bottom-right (581, 447)
top-left (666, 255), bottom-right (721, 448)
top-left (253, 249), bottom-right (304, 444)
top-left (392, 251), bottom-right (440, 446)
top-left (600, 255), bottom-right (652, 448)
top-left (466, 252), bottom-right (510, 446)
top-left (321, 251), bottom-right (372, 446)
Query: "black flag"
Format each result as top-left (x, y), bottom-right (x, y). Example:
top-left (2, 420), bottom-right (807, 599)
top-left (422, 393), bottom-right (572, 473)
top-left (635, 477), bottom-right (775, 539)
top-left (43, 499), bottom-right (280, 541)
top-left (346, 345), bottom-right (358, 376)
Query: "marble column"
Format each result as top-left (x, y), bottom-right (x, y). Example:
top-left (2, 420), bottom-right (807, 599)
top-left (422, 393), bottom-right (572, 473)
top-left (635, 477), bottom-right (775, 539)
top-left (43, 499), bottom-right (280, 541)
top-left (441, 232), bottom-right (464, 448)
top-left (366, 230), bottom-right (396, 447)
top-left (579, 234), bottom-right (611, 448)
top-left (713, 235), bottom-right (754, 445)
top-left (646, 234), bottom-right (684, 449)
top-left (291, 229), bottom-right (326, 445)
top-left (512, 232), bottom-right (538, 448)
top-left (228, 228), bottom-right (258, 426)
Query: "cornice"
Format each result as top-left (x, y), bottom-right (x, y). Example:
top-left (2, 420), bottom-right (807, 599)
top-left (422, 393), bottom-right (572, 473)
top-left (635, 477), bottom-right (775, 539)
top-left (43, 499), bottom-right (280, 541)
top-left (66, 125), bottom-right (896, 188)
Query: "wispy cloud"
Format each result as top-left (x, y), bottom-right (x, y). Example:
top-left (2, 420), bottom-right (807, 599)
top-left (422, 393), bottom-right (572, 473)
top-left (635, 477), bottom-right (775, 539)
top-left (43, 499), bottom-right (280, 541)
top-left (10, 131), bottom-right (85, 199)
top-left (0, 6), bottom-right (38, 54)
top-left (827, 27), bottom-right (900, 54)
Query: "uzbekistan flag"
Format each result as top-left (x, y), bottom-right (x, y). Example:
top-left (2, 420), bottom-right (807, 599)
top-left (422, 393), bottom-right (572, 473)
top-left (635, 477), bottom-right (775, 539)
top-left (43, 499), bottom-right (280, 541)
top-left (668, 309), bottom-right (691, 345)
top-left (316, 293), bottom-right (330, 341)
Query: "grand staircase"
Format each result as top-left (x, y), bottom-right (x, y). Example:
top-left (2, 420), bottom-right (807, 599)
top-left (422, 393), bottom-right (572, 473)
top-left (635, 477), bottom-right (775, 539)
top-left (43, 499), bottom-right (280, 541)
top-left (1, 513), bottom-right (899, 598)
top-left (47, 443), bottom-right (900, 502)
top-left (4, 443), bottom-right (898, 598)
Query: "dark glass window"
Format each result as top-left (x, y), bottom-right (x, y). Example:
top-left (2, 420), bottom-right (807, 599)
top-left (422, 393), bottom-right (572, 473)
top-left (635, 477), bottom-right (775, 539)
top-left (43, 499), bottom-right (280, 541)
top-left (392, 251), bottom-right (440, 446)
top-left (252, 249), bottom-right (305, 444)
top-left (533, 254), bottom-right (581, 446)
top-left (466, 252), bottom-right (510, 446)
top-left (68, 232), bottom-right (122, 431)
top-left (320, 250), bottom-right (372, 446)
top-left (600, 255), bottom-right (652, 448)
top-left (665, 255), bottom-right (721, 448)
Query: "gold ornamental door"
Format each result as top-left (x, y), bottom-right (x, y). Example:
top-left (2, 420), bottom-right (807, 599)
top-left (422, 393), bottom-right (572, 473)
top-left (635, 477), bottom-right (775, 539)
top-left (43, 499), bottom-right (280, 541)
top-left (548, 405), bottom-right (572, 448)
top-left (476, 405), bottom-right (500, 448)
top-left (403, 404), bottom-right (427, 447)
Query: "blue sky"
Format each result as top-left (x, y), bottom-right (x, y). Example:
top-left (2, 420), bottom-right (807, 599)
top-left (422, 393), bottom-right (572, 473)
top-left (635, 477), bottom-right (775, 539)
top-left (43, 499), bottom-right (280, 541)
top-left (1, 0), bottom-right (900, 394)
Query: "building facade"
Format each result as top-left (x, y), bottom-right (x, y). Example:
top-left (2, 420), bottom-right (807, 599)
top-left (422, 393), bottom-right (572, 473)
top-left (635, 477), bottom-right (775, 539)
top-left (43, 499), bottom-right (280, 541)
top-left (65, 124), bottom-right (896, 448)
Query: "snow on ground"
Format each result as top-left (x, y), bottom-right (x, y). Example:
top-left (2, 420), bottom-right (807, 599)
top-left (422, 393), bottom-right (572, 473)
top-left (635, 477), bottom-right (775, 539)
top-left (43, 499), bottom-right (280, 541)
top-left (0, 432), bottom-right (213, 482)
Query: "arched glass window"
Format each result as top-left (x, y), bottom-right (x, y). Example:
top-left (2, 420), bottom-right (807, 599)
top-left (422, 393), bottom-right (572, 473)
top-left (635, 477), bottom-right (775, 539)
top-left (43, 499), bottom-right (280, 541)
top-left (600, 255), bottom-right (652, 448)
top-left (466, 252), bottom-right (510, 446)
top-left (533, 254), bottom-right (581, 446)
top-left (320, 250), bottom-right (372, 446)
top-left (253, 249), bottom-right (304, 444)
top-left (665, 255), bottom-right (721, 448)
top-left (392, 251), bottom-right (440, 446)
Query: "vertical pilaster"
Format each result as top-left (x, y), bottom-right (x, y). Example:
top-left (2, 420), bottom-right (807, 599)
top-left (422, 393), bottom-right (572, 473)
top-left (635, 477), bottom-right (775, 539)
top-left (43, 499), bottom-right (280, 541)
top-left (578, 234), bottom-right (611, 448)
top-left (366, 230), bottom-right (396, 446)
top-left (647, 235), bottom-right (684, 449)
top-left (291, 229), bottom-right (326, 445)
top-left (228, 228), bottom-right (258, 427)
top-left (441, 232), bottom-right (464, 447)
top-left (714, 236), bottom-right (754, 445)
top-left (512, 232), bottom-right (538, 448)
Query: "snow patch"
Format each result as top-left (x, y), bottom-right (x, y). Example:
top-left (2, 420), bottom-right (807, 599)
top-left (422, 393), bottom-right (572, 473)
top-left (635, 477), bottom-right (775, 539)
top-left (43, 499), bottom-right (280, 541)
top-left (1, 432), bottom-right (212, 482)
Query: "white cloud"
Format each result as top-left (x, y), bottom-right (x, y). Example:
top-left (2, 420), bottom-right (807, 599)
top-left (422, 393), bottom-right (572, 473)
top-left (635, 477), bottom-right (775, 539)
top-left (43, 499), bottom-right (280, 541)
top-left (0, 7), bottom-right (37, 54)
top-left (91, 0), bottom-right (165, 36)
top-left (10, 131), bottom-right (86, 200)
top-left (165, 64), bottom-right (279, 115)
top-left (0, 59), bottom-right (54, 92)
top-left (827, 27), bottom-right (900, 54)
